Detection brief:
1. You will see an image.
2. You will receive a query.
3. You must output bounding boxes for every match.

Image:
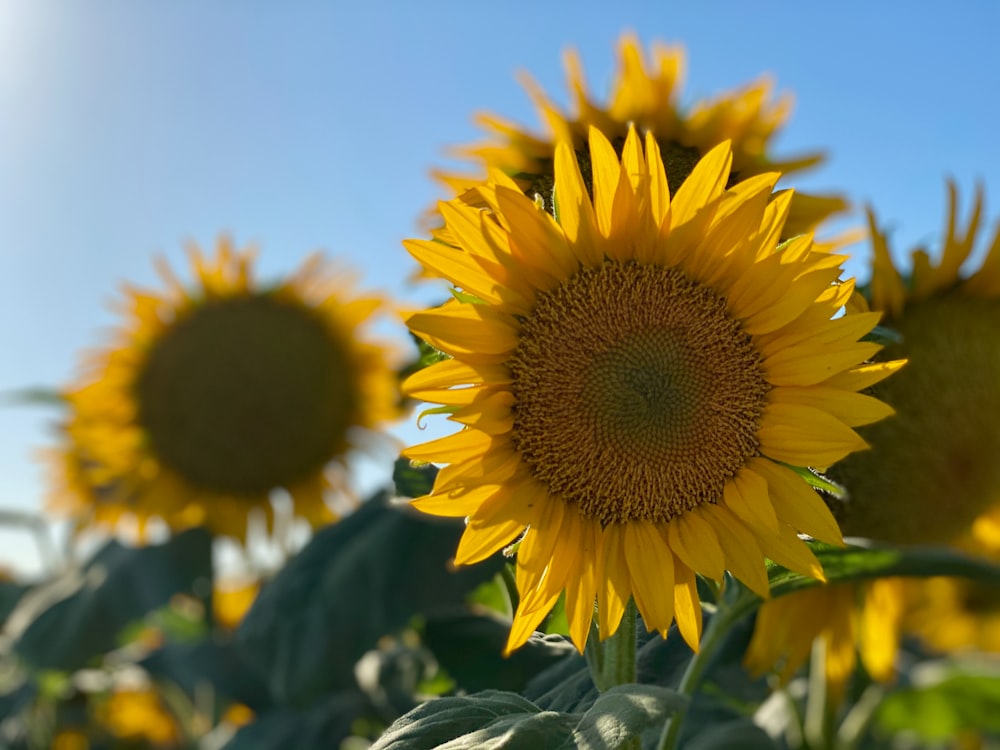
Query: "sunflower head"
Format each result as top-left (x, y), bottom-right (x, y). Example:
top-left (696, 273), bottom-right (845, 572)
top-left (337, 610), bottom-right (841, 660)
top-left (404, 125), bottom-right (899, 654)
top-left (747, 184), bottom-right (1000, 696)
top-left (832, 184), bottom-right (1000, 546)
top-left (49, 239), bottom-right (399, 542)
top-left (434, 33), bottom-right (846, 243)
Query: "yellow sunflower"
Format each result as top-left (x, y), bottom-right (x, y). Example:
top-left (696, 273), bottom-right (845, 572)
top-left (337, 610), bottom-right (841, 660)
top-left (50, 238), bottom-right (399, 542)
top-left (746, 183), bottom-right (1000, 694)
top-left (436, 33), bottom-right (846, 242)
top-left (403, 125), bottom-right (898, 655)
top-left (95, 685), bottom-right (180, 746)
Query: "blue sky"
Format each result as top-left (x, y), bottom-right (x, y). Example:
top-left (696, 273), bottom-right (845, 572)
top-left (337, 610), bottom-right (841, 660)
top-left (2, 1), bottom-right (998, 574)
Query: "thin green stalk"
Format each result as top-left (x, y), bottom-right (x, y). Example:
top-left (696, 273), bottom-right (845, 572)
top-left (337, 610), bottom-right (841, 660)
top-left (803, 639), bottom-right (832, 748)
top-left (498, 563), bottom-right (519, 617)
top-left (585, 598), bottom-right (638, 692)
top-left (836, 684), bottom-right (885, 750)
top-left (657, 582), bottom-right (760, 750)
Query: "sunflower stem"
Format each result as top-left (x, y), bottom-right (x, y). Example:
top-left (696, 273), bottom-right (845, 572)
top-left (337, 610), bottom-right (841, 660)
top-left (498, 563), bottom-right (519, 617)
top-left (585, 598), bottom-right (638, 692)
top-left (657, 589), bottom-right (742, 750)
top-left (803, 638), bottom-right (833, 749)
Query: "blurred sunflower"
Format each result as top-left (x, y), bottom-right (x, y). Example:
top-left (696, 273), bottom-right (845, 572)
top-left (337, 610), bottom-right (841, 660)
top-left (95, 685), bottom-right (180, 746)
top-left (48, 239), bottom-right (399, 542)
top-left (746, 183), bottom-right (1000, 696)
top-left (435, 33), bottom-right (846, 241)
top-left (403, 126), bottom-right (898, 654)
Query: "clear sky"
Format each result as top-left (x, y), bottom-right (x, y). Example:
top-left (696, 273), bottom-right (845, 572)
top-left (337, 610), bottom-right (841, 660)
top-left (2, 0), bottom-right (998, 575)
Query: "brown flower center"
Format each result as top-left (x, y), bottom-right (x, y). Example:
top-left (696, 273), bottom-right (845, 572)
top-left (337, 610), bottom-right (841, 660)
top-left (509, 260), bottom-right (769, 525)
top-left (135, 294), bottom-right (355, 495)
top-left (835, 295), bottom-right (1000, 545)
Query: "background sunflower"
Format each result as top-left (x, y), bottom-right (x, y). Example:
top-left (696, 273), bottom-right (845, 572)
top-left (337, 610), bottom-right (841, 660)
top-left (746, 184), bottom-right (1000, 697)
top-left (434, 33), bottom-right (846, 239)
top-left (49, 239), bottom-right (399, 542)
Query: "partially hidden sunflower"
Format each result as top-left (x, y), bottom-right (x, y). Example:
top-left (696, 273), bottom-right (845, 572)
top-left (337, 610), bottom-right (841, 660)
top-left (745, 183), bottom-right (1000, 696)
top-left (403, 126), bottom-right (900, 654)
top-left (435, 33), bottom-right (846, 243)
top-left (48, 239), bottom-right (399, 542)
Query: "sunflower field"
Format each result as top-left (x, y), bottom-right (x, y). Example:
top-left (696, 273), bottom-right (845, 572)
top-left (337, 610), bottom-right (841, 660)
top-left (1, 16), bottom-right (999, 750)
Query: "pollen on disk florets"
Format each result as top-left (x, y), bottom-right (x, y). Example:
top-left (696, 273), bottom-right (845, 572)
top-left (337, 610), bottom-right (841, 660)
top-left (508, 260), bottom-right (770, 526)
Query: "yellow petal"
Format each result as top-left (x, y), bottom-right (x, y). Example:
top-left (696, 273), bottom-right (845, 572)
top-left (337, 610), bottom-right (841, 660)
top-left (596, 523), bottom-right (631, 639)
top-left (822, 360), bottom-right (906, 392)
top-left (407, 303), bottom-right (519, 360)
top-left (672, 558), bottom-right (703, 652)
top-left (768, 386), bottom-right (895, 428)
top-left (565, 520), bottom-right (599, 651)
top-left (754, 522), bottom-right (825, 581)
top-left (668, 511), bottom-right (725, 581)
top-left (553, 141), bottom-right (603, 265)
top-left (701, 504), bottom-right (770, 598)
top-left (669, 141), bottom-right (732, 227)
top-left (403, 428), bottom-right (496, 464)
top-left (588, 127), bottom-right (621, 237)
top-left (722, 468), bottom-right (778, 534)
top-left (764, 341), bottom-right (882, 387)
top-left (403, 358), bottom-right (512, 396)
top-left (455, 516), bottom-right (524, 566)
top-left (623, 520), bottom-right (675, 636)
top-left (748, 458), bottom-right (844, 546)
top-left (758, 402), bottom-right (869, 467)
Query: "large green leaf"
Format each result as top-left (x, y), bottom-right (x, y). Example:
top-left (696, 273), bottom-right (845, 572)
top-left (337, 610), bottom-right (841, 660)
top-left (10, 528), bottom-right (212, 671)
top-left (369, 691), bottom-right (551, 750)
top-left (235, 495), bottom-right (504, 706)
top-left (557, 684), bottom-right (686, 750)
top-left (371, 684), bottom-right (685, 750)
top-left (422, 610), bottom-right (574, 693)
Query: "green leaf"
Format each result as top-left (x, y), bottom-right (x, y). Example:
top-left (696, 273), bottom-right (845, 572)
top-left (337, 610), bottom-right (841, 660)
top-left (235, 496), bottom-right (503, 706)
top-left (11, 528), bottom-right (213, 671)
top-left (558, 684), bottom-right (686, 750)
top-left (783, 465), bottom-right (845, 498)
top-left (392, 458), bottom-right (438, 499)
top-left (862, 324), bottom-right (903, 346)
top-left (873, 666), bottom-right (1000, 742)
top-left (422, 610), bottom-right (574, 693)
top-left (369, 691), bottom-right (571, 750)
top-left (0, 386), bottom-right (65, 408)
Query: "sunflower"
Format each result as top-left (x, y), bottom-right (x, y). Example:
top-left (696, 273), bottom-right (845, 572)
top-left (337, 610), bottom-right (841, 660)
top-left (403, 126), bottom-right (898, 654)
top-left (435, 33), bottom-right (846, 243)
top-left (746, 183), bottom-right (1000, 694)
top-left (50, 239), bottom-right (399, 542)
